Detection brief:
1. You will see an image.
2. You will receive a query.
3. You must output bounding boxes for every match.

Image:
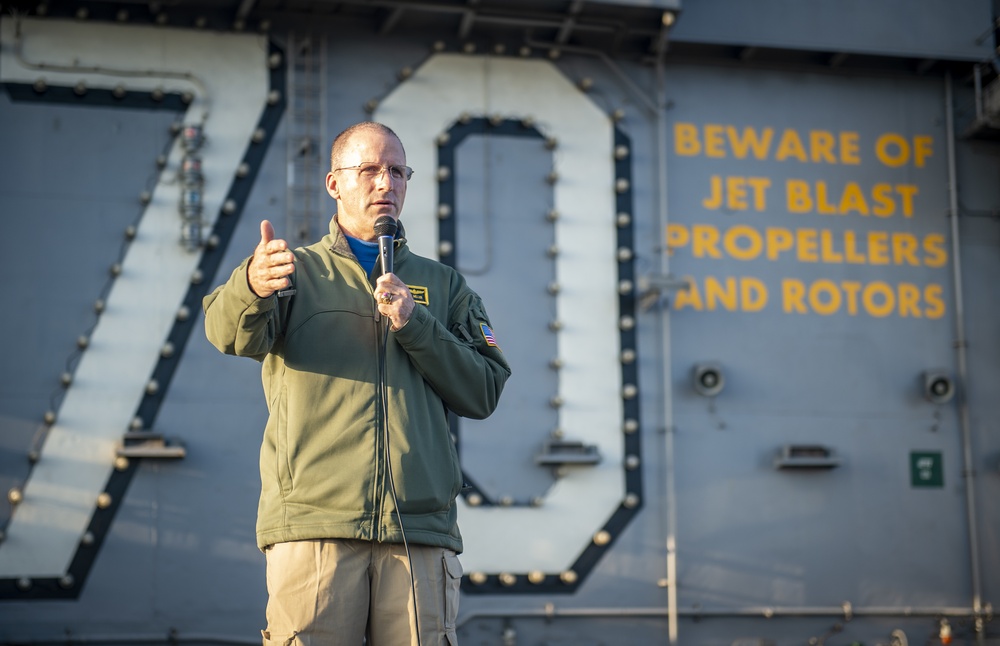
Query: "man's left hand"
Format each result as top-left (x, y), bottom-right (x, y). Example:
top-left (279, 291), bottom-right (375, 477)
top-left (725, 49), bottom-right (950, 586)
top-left (375, 273), bottom-right (414, 330)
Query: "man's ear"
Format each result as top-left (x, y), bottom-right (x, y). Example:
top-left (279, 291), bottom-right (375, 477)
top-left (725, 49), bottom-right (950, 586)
top-left (325, 172), bottom-right (339, 199)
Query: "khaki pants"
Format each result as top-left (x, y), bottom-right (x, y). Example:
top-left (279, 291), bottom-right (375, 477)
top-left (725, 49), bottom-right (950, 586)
top-left (261, 539), bottom-right (462, 646)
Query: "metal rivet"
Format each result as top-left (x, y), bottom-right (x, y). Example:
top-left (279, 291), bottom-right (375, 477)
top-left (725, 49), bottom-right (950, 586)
top-left (521, 116), bottom-right (535, 128)
top-left (560, 570), bottom-right (577, 584)
top-left (578, 77), bottom-right (593, 91)
top-left (624, 419), bottom-right (639, 434)
top-left (493, 43), bottom-right (506, 55)
top-left (237, 162), bottom-right (250, 177)
top-left (436, 166), bottom-right (451, 181)
top-left (267, 90), bottom-right (281, 105)
top-left (16, 577), bottom-right (31, 591)
top-left (616, 178), bottom-right (630, 193)
top-left (268, 52), bottom-right (282, 69)
top-left (621, 349), bottom-right (636, 364)
top-left (548, 358), bottom-right (563, 370)
top-left (437, 204), bottom-right (452, 219)
top-left (44, 410), bottom-right (56, 425)
top-left (489, 113), bottom-right (503, 126)
top-left (530, 497), bottom-right (544, 508)
top-left (612, 108), bottom-right (626, 122)
top-left (549, 396), bottom-right (564, 408)
top-left (545, 136), bottom-right (558, 150)
top-left (614, 145), bottom-right (629, 160)
top-left (594, 530), bottom-right (611, 546)
top-left (499, 496), bottom-right (514, 507)
top-left (161, 342), bottom-right (175, 359)
top-left (114, 456), bottom-right (130, 471)
top-left (499, 573), bottom-right (516, 586)
top-left (58, 575), bottom-right (75, 589)
top-left (110, 263), bottom-right (123, 277)
top-left (8, 488), bottom-right (23, 505)
top-left (467, 493), bottom-right (482, 507)
top-left (191, 269), bottom-right (204, 285)
top-left (436, 133), bottom-right (450, 146)
top-left (463, 42), bottom-right (476, 54)
top-left (546, 209), bottom-right (559, 221)
top-left (94, 299), bottom-right (106, 314)
top-left (140, 190), bottom-right (152, 205)
top-left (252, 128), bottom-right (266, 143)
top-left (619, 316), bottom-right (635, 331)
top-left (33, 78), bottom-right (47, 93)
top-left (623, 384), bottom-right (638, 399)
top-left (625, 454), bottom-right (640, 470)
top-left (80, 531), bottom-right (95, 546)
top-left (177, 305), bottom-right (191, 322)
top-left (618, 279), bottom-right (634, 294)
top-left (624, 493), bottom-right (640, 508)
top-left (519, 46), bottom-right (532, 57)
top-left (469, 572), bottom-right (487, 585)
top-left (77, 335), bottom-right (90, 349)
top-left (130, 417), bottom-right (144, 431)
top-left (60, 372), bottom-right (72, 387)
top-left (397, 66), bottom-right (413, 81)
top-left (364, 99), bottom-right (378, 113)
top-left (547, 245), bottom-right (559, 258)
top-left (151, 87), bottom-right (164, 102)
top-left (96, 492), bottom-right (112, 509)
top-left (548, 320), bottom-right (563, 332)
top-left (546, 171), bottom-right (559, 185)
top-left (113, 84), bottom-right (126, 99)
top-left (617, 247), bottom-right (633, 262)
top-left (547, 282), bottom-right (560, 295)
top-left (528, 571), bottom-right (545, 584)
top-left (617, 212), bottom-right (631, 227)
top-left (438, 241), bottom-right (454, 256)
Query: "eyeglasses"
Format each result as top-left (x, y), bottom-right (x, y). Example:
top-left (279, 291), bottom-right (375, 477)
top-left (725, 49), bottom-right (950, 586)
top-left (333, 163), bottom-right (414, 182)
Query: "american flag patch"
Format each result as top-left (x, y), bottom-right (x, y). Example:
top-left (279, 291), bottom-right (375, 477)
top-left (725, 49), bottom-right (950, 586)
top-left (480, 322), bottom-right (499, 348)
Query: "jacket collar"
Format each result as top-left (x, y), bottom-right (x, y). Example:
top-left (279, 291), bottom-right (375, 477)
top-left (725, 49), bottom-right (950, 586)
top-left (327, 215), bottom-right (408, 256)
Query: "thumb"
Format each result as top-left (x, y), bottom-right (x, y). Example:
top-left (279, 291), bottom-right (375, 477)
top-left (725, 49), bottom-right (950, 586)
top-left (260, 220), bottom-right (275, 246)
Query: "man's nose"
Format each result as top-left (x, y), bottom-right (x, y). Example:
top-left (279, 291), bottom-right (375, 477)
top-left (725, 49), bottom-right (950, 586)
top-left (374, 167), bottom-right (396, 189)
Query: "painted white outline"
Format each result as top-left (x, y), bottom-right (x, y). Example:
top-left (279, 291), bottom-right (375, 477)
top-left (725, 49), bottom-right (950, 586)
top-left (0, 17), bottom-right (269, 578)
top-left (376, 54), bottom-right (622, 574)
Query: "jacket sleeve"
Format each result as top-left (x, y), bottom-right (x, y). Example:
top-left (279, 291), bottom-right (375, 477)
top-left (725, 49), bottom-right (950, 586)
top-left (202, 256), bottom-right (282, 362)
top-left (392, 286), bottom-right (511, 420)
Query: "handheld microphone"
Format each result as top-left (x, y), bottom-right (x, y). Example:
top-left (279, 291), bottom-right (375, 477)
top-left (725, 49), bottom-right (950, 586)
top-left (374, 216), bottom-right (397, 276)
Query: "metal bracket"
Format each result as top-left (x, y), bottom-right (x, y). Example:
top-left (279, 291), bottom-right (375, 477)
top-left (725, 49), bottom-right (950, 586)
top-left (116, 432), bottom-right (186, 459)
top-left (774, 444), bottom-right (840, 470)
top-left (534, 439), bottom-right (601, 467)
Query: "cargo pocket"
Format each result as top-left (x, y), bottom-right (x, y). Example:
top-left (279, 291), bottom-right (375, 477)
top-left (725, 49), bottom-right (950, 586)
top-left (442, 551), bottom-right (463, 646)
top-left (260, 629), bottom-right (298, 646)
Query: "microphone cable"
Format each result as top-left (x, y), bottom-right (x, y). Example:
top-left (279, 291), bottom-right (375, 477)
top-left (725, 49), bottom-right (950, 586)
top-left (378, 315), bottom-right (423, 646)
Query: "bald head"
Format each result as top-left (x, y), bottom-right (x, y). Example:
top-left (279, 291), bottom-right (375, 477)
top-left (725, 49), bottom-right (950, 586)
top-left (330, 122), bottom-right (405, 172)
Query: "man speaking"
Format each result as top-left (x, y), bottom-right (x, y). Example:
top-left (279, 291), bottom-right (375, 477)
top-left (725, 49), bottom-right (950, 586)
top-left (204, 121), bottom-right (511, 645)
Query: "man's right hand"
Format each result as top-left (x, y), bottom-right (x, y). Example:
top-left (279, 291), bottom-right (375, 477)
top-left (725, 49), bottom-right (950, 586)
top-left (247, 220), bottom-right (295, 298)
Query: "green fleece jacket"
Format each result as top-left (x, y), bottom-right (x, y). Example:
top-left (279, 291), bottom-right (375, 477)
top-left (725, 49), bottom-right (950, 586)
top-left (203, 219), bottom-right (510, 553)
